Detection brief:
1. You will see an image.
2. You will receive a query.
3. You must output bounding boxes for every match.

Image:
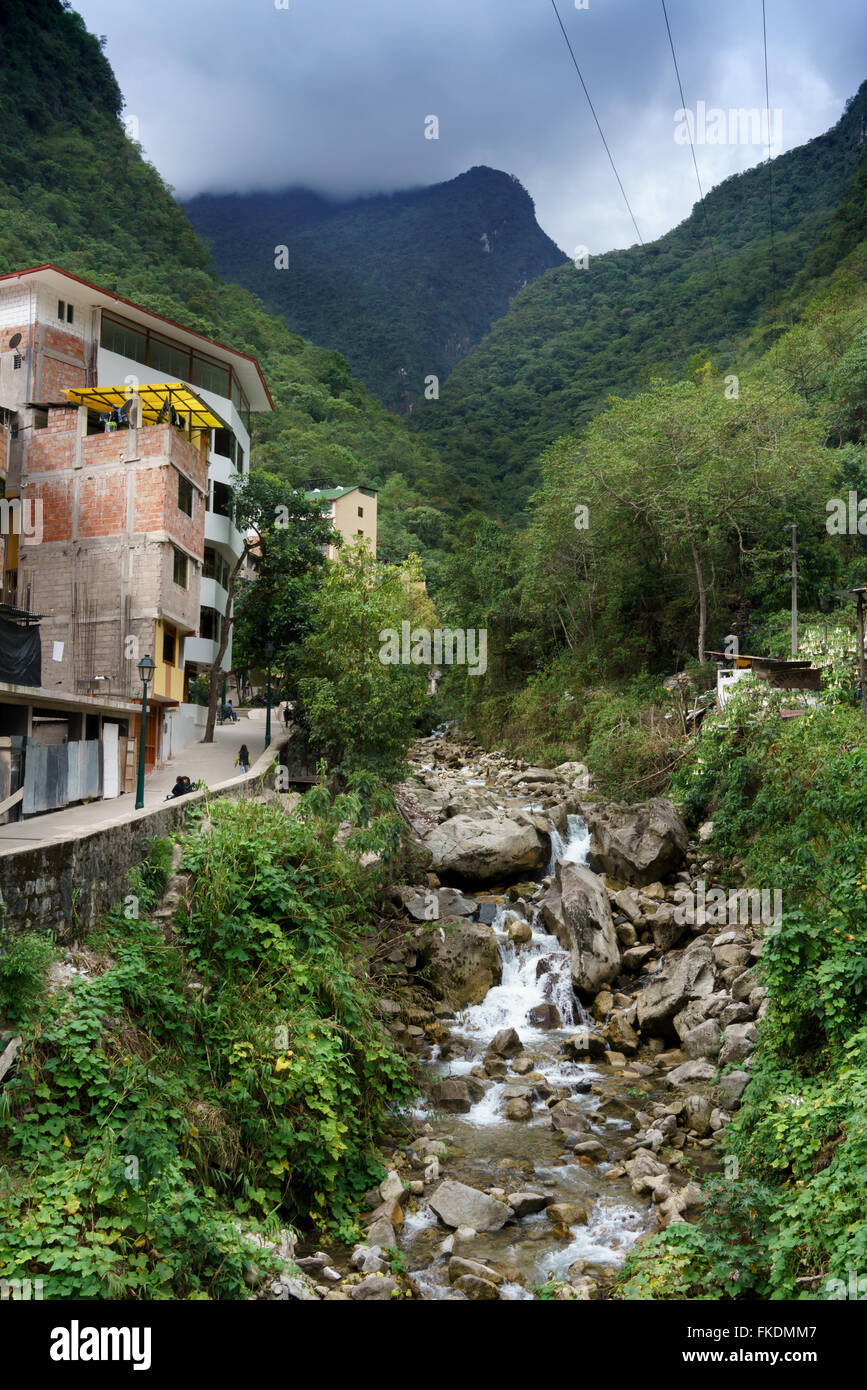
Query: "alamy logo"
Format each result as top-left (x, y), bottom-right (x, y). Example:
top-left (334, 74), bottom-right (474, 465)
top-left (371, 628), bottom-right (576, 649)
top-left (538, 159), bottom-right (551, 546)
top-left (826, 491), bottom-right (867, 534)
top-left (49, 1320), bottom-right (151, 1371)
top-left (824, 1269), bottom-right (867, 1300)
top-left (379, 622), bottom-right (487, 676)
top-left (674, 102), bottom-right (782, 151)
top-left (0, 497), bottom-right (43, 543)
top-left (674, 880), bottom-right (782, 927)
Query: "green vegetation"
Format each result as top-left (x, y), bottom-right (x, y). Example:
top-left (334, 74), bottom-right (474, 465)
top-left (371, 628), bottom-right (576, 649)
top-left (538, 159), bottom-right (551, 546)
top-left (185, 167), bottom-right (566, 414)
top-left (618, 687), bottom-right (867, 1299)
top-left (411, 88), bottom-right (867, 518)
top-left (294, 541), bottom-right (437, 780)
top-left (0, 0), bottom-right (462, 569)
top-left (0, 791), bottom-right (413, 1298)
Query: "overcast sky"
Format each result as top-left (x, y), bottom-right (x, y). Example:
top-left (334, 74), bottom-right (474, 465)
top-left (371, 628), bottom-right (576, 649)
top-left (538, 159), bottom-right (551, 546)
top-left (74, 0), bottom-right (866, 253)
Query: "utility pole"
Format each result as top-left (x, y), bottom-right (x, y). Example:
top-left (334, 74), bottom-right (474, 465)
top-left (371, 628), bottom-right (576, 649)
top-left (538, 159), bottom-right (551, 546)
top-left (791, 523), bottom-right (798, 657)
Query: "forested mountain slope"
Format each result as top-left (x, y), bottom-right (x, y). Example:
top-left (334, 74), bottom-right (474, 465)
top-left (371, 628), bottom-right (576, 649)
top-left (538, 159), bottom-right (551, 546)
top-left (185, 168), bottom-right (567, 413)
top-left (410, 83), bottom-right (867, 518)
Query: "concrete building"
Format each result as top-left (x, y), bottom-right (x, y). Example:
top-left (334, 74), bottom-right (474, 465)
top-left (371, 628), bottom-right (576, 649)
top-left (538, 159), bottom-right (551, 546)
top-left (0, 265), bottom-right (271, 813)
top-left (306, 485), bottom-right (377, 559)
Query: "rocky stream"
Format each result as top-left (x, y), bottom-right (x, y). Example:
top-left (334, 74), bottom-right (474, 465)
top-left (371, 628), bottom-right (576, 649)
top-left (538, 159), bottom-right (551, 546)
top-left (278, 732), bottom-right (766, 1301)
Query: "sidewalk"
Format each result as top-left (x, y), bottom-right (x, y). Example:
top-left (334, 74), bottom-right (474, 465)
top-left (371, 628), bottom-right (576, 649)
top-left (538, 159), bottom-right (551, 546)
top-left (0, 721), bottom-right (276, 851)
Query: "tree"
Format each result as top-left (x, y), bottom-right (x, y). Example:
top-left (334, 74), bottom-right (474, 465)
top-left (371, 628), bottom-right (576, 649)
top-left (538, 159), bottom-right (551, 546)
top-left (294, 541), bottom-right (434, 778)
top-left (201, 474), bottom-right (336, 743)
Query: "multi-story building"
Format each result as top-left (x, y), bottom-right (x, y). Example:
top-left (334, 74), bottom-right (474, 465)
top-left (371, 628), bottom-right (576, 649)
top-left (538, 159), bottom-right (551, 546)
top-left (305, 485), bottom-right (377, 559)
top-left (0, 265), bottom-right (271, 807)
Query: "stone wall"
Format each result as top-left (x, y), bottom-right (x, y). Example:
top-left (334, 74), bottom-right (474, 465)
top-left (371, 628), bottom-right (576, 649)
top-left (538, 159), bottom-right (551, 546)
top-left (0, 740), bottom-right (287, 943)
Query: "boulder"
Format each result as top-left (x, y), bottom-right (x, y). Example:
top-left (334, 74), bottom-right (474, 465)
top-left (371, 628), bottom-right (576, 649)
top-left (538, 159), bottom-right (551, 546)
top-left (682, 1094), bottom-right (714, 1137)
top-left (437, 887), bottom-right (479, 919)
top-left (430, 1077), bottom-right (473, 1114)
top-left (448, 1257), bottom-right (505, 1285)
top-left (526, 1003), bottom-right (562, 1030)
top-left (423, 814), bottom-right (547, 884)
top-left (666, 1058), bottom-right (717, 1086)
top-left (350, 1275), bottom-right (399, 1301)
top-left (453, 1274), bottom-right (500, 1300)
top-left (636, 944), bottom-right (716, 1037)
top-left (550, 861), bottom-right (621, 995)
top-left (508, 1192), bottom-right (551, 1218)
top-left (429, 1180), bottom-right (513, 1232)
top-left (546, 1202), bottom-right (588, 1226)
top-left (584, 798), bottom-right (689, 887)
top-left (505, 1097), bottom-right (533, 1121)
top-left (718, 1022), bottom-right (757, 1068)
top-left (682, 1019), bottom-right (721, 1059)
top-left (549, 1100), bottom-right (592, 1134)
top-left (718, 1070), bottom-right (751, 1105)
top-left (489, 1027), bottom-right (523, 1057)
top-left (603, 1011), bottom-right (640, 1056)
top-left (416, 918), bottom-right (502, 1007)
top-left (649, 902), bottom-right (688, 953)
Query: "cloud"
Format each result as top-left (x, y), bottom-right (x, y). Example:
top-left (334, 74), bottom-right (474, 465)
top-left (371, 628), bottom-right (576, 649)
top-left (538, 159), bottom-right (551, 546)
top-left (76, 0), bottom-right (866, 252)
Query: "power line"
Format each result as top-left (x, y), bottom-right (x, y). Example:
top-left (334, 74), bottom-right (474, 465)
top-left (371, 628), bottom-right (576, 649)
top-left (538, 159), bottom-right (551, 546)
top-left (549, 0), bottom-right (646, 248)
top-left (761, 0), bottom-right (779, 314)
top-left (659, 0), bottom-right (734, 341)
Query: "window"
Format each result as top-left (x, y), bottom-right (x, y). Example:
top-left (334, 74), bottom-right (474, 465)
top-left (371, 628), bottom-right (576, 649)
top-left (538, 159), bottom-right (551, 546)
top-left (200, 606), bottom-right (222, 642)
top-left (212, 481), bottom-right (232, 518)
top-left (149, 333), bottom-right (190, 379)
top-left (172, 548), bottom-right (188, 588)
top-left (212, 427), bottom-right (235, 463)
top-left (203, 546), bottom-right (230, 588)
top-left (236, 444), bottom-right (245, 473)
top-left (358, 506), bottom-right (364, 517)
top-left (58, 299), bottom-right (65, 320)
top-left (192, 353), bottom-right (230, 398)
top-left (357, 530), bottom-right (364, 537)
top-left (67, 303), bottom-right (74, 324)
top-left (101, 312), bottom-right (147, 363)
top-left (177, 472), bottom-right (194, 517)
top-left (162, 626), bottom-right (176, 666)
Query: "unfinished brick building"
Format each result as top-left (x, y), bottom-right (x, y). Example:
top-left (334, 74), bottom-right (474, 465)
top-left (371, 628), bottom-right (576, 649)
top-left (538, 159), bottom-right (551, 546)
top-left (0, 265), bottom-right (272, 811)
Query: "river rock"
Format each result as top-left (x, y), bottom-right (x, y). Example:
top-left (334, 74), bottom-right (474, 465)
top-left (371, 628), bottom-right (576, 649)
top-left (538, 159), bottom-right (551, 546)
top-left (417, 917), bottom-right (502, 1007)
top-left (584, 798), bottom-right (689, 886)
top-left (546, 1201), bottom-right (588, 1226)
top-left (453, 1274), bottom-right (501, 1300)
top-left (603, 1012), bottom-right (639, 1055)
top-left (365, 1217), bottom-right (396, 1248)
top-left (508, 1192), bottom-right (551, 1217)
top-left (429, 1180), bottom-right (513, 1232)
top-left (718, 1070), bottom-right (751, 1104)
top-left (431, 1077), bottom-right (473, 1113)
top-left (682, 1019), bottom-right (721, 1059)
top-left (423, 814), bottom-right (547, 884)
top-left (448, 1257), bottom-right (505, 1285)
top-left (636, 944), bottom-right (716, 1037)
top-left (649, 902), bottom-right (688, 953)
top-left (546, 862), bottom-right (621, 995)
top-left (437, 887), bottom-right (479, 919)
top-left (505, 1097), bottom-right (533, 1121)
top-left (549, 1100), bottom-right (592, 1134)
top-left (526, 1003), bottom-right (561, 1029)
top-left (666, 1058), bottom-right (717, 1085)
top-left (718, 1022), bottom-right (757, 1067)
top-left (490, 1026), bottom-right (523, 1057)
top-left (562, 1030), bottom-right (607, 1060)
top-left (682, 1094), bottom-right (714, 1136)
top-left (350, 1275), bottom-right (399, 1300)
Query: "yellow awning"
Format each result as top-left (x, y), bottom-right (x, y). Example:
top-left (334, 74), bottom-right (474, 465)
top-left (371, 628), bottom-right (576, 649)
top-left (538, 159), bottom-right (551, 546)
top-left (64, 382), bottom-right (228, 431)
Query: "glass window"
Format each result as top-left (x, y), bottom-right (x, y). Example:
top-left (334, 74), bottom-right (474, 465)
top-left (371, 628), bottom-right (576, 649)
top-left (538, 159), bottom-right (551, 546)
top-left (213, 481), bottom-right (232, 518)
top-left (358, 506), bottom-right (364, 517)
top-left (172, 548), bottom-right (188, 588)
top-left (192, 353), bottom-right (230, 398)
top-left (67, 304), bottom-right (74, 324)
top-left (200, 607), bottom-right (222, 642)
top-left (101, 312), bottom-right (147, 364)
top-left (178, 473), bottom-right (193, 517)
top-left (149, 334), bottom-right (190, 379)
top-left (58, 300), bottom-right (65, 320)
top-left (203, 547), bottom-right (229, 588)
top-left (162, 626), bottom-right (176, 665)
top-left (212, 427), bottom-right (235, 462)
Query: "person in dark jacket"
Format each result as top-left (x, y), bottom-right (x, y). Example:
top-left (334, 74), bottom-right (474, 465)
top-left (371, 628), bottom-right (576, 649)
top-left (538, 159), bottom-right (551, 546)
top-left (236, 744), bottom-right (251, 774)
top-left (165, 775), bottom-right (192, 800)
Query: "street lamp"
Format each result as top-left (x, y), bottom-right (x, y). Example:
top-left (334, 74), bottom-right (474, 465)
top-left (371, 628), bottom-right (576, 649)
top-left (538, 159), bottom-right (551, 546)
top-left (135, 653), bottom-right (156, 809)
top-left (264, 641), bottom-right (274, 749)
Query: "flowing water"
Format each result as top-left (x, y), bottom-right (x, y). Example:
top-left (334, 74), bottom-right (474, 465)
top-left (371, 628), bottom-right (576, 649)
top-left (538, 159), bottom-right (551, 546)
top-left (401, 814), bottom-right (652, 1299)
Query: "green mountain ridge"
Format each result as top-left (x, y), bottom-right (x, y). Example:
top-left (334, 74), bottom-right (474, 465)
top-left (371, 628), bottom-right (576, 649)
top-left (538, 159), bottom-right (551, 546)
top-left (408, 81), bottom-right (867, 518)
top-left (184, 168), bottom-right (568, 413)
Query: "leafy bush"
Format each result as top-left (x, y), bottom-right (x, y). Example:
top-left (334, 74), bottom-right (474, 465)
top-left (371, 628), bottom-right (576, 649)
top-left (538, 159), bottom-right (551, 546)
top-left (0, 930), bottom-right (56, 1022)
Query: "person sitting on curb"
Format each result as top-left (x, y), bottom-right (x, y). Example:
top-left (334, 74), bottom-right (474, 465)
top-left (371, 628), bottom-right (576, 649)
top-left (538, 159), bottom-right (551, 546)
top-left (236, 744), bottom-right (251, 775)
top-left (165, 775), bottom-right (192, 801)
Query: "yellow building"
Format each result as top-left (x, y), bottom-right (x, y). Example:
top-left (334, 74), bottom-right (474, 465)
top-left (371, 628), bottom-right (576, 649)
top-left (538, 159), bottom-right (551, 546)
top-left (306, 485), bottom-right (377, 559)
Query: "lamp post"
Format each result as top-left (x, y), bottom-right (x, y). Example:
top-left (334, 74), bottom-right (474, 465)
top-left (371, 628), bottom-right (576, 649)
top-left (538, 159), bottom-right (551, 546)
top-left (135, 653), bottom-right (156, 810)
top-left (264, 641), bottom-right (274, 749)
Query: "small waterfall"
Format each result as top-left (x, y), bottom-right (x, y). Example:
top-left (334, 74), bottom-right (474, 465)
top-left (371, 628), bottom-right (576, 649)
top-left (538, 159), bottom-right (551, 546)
top-left (548, 813), bottom-right (591, 875)
top-left (459, 904), bottom-right (576, 1040)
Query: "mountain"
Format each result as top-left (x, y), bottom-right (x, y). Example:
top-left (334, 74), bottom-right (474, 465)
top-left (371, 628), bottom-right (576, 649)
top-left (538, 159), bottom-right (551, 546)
top-left (0, 0), bottom-right (467, 569)
top-left (184, 169), bottom-right (568, 413)
top-left (407, 83), bottom-right (867, 518)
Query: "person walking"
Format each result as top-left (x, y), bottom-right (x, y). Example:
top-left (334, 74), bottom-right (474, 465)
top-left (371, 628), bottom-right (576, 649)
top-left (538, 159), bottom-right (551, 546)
top-left (236, 743), bottom-right (251, 775)
top-left (283, 702), bottom-right (291, 731)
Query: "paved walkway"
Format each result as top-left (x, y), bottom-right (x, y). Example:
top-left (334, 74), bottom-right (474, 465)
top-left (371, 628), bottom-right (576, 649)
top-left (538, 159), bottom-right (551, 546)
top-left (0, 717), bottom-right (283, 851)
